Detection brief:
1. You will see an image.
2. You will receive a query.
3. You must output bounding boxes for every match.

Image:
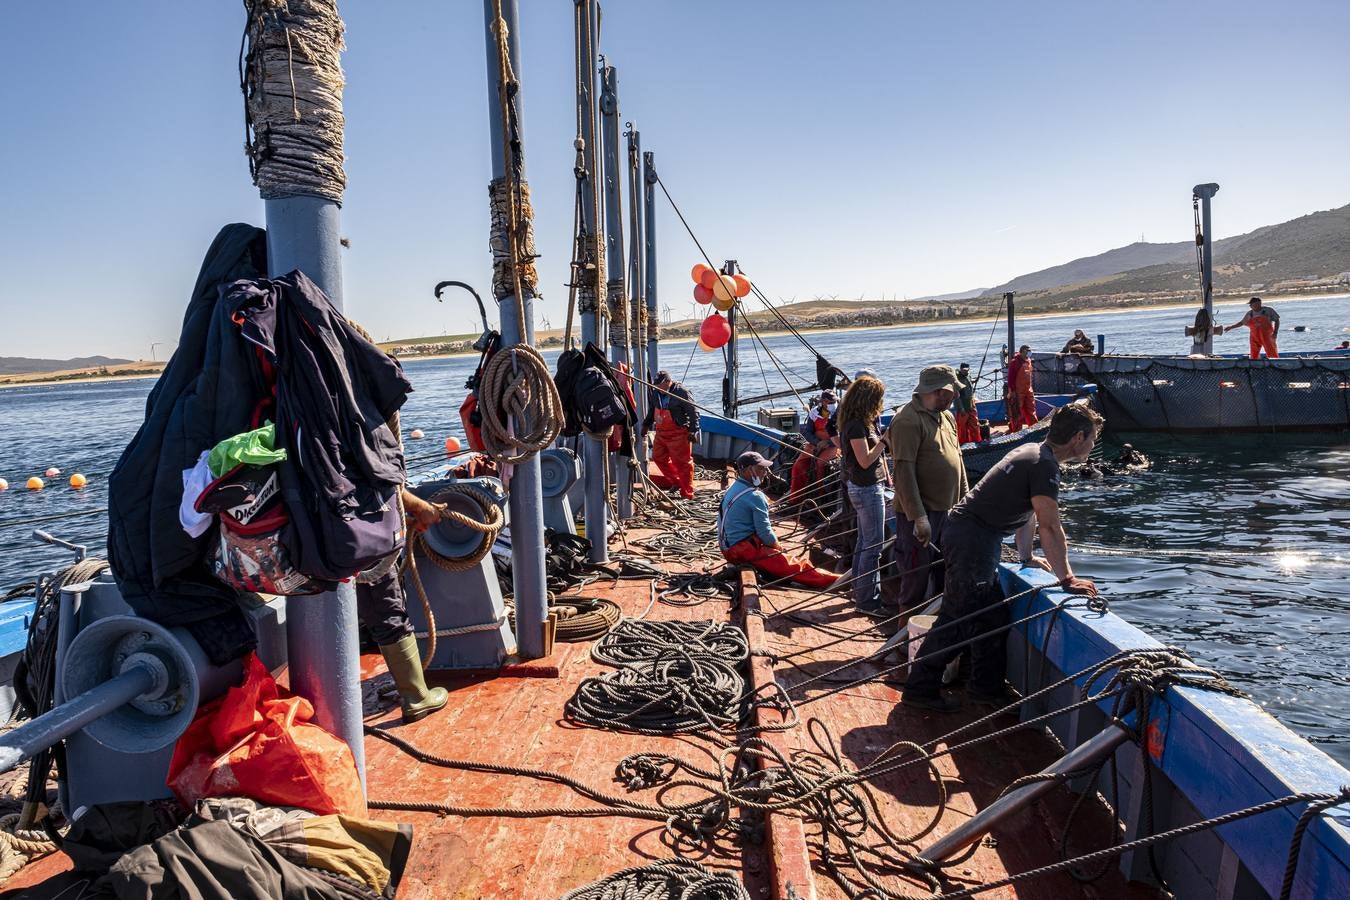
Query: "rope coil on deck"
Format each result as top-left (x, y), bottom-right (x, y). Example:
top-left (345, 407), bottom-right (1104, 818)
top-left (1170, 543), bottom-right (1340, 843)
top-left (560, 858), bottom-right (751, 900)
top-left (241, 0), bottom-right (346, 201)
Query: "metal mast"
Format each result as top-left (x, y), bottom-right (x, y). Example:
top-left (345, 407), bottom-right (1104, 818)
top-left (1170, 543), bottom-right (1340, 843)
top-left (626, 125), bottom-right (646, 452)
top-left (599, 62), bottom-right (633, 519)
top-left (482, 0), bottom-right (548, 656)
top-left (574, 0), bottom-right (609, 561)
top-left (246, 0), bottom-right (364, 788)
top-left (1193, 183), bottom-right (1220, 355)
top-left (643, 151), bottom-right (659, 399)
top-left (722, 260), bottom-right (740, 418)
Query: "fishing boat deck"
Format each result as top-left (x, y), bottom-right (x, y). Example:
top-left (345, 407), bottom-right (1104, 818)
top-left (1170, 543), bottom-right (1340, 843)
top-left (5, 476), bottom-right (1157, 899)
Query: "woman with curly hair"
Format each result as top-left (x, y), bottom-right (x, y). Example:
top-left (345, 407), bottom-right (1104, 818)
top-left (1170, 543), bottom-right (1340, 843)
top-left (836, 375), bottom-right (890, 615)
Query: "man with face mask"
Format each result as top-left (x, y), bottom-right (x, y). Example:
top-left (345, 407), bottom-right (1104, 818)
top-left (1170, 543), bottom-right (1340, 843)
top-left (902, 403), bottom-right (1102, 712)
top-left (787, 390), bottom-right (839, 505)
top-left (886, 365), bottom-right (968, 614)
top-left (720, 451), bottom-right (841, 589)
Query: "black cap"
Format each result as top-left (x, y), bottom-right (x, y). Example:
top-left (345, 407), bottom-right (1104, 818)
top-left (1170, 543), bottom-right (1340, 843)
top-left (958, 362), bottom-right (970, 370)
top-left (655, 370), bottom-right (671, 383)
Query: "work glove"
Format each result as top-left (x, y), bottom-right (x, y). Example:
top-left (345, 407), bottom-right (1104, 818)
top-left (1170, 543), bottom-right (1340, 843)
top-left (912, 515), bottom-right (931, 546)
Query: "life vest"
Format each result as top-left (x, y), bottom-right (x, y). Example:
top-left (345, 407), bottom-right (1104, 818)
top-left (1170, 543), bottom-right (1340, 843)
top-left (459, 331), bottom-right (501, 452)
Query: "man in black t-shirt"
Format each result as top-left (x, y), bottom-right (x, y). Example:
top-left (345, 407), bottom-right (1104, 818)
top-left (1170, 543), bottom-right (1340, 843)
top-left (902, 403), bottom-right (1102, 712)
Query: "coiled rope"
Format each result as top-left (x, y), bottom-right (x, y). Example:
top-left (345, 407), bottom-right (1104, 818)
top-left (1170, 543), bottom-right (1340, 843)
top-left (477, 346), bottom-right (564, 465)
top-left (560, 858), bottom-right (750, 900)
top-left (591, 620), bottom-right (748, 668)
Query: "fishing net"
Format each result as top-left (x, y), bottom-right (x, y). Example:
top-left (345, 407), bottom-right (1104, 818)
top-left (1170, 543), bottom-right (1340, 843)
top-left (1032, 353), bottom-right (1350, 431)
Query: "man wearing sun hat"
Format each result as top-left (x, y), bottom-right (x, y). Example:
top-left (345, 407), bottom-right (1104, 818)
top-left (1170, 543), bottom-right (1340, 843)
top-left (885, 365), bottom-right (968, 614)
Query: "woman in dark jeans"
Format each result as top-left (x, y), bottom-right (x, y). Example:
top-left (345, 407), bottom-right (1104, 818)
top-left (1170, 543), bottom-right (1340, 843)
top-left (836, 375), bottom-right (889, 615)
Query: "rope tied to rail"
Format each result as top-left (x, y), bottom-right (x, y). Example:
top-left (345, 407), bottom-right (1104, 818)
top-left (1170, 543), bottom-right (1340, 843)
top-left (241, 0), bottom-right (346, 201)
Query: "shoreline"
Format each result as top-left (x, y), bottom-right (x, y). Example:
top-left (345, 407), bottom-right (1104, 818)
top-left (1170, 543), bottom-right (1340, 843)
top-left (6, 291), bottom-right (1345, 386)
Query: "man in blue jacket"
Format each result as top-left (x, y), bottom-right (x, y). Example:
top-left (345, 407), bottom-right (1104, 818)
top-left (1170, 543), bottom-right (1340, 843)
top-left (719, 451), bottom-right (840, 589)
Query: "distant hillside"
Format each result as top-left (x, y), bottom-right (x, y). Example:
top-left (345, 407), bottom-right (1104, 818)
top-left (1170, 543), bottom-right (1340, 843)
top-left (983, 241), bottom-right (1194, 296)
top-left (0, 355), bottom-right (131, 376)
top-left (983, 203), bottom-right (1350, 304)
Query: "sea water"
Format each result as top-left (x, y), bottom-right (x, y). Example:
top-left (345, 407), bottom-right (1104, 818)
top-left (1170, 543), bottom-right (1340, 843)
top-left (1, 295), bottom-right (1347, 762)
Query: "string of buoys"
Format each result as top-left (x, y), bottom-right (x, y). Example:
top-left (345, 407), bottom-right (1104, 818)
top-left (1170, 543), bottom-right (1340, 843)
top-left (0, 472), bottom-right (89, 492)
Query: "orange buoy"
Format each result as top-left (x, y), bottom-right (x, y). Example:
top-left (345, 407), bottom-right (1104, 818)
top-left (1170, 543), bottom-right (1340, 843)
top-left (693, 283), bottom-right (713, 304)
top-left (445, 436), bottom-right (463, 454)
top-left (699, 267), bottom-right (720, 290)
top-left (0, 478), bottom-right (8, 491)
top-left (70, 473), bottom-right (88, 490)
top-left (44, 467), bottom-right (61, 478)
top-left (700, 313), bottom-right (732, 349)
top-left (26, 477), bottom-right (44, 491)
top-left (696, 338), bottom-right (713, 352)
top-left (410, 429), bottom-right (425, 439)
top-left (711, 291), bottom-right (736, 312)
top-left (733, 273), bottom-right (752, 298)
top-left (691, 263), bottom-right (713, 285)
top-left (711, 274), bottom-right (737, 305)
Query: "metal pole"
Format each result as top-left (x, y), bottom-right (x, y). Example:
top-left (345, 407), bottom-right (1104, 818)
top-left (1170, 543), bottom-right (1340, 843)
top-left (1193, 183), bottom-right (1220, 355)
top-left (643, 151), bottom-right (659, 399)
top-left (575, 0), bottom-right (608, 561)
top-left (483, 0), bottom-right (548, 658)
top-left (1004, 290), bottom-right (1017, 398)
top-left (918, 722), bottom-right (1133, 864)
top-left (266, 198), bottom-right (366, 789)
top-left (723, 260), bottom-right (740, 418)
top-left (599, 63), bottom-right (633, 519)
top-left (627, 126), bottom-right (646, 456)
top-left (0, 665), bottom-right (155, 774)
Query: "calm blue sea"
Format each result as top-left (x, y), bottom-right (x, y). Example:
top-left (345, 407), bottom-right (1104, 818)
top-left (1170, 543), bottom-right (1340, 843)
top-left (2, 295), bottom-right (1348, 761)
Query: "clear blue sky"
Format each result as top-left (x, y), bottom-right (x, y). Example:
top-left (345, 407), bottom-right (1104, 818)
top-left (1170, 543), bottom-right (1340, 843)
top-left (2, 1), bottom-right (1348, 360)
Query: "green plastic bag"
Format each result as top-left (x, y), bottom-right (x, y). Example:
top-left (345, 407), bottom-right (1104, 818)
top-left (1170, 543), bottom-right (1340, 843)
top-left (208, 422), bottom-right (287, 477)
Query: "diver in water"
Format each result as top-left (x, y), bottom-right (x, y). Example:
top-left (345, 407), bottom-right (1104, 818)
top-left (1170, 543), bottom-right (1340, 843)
top-left (1115, 443), bottom-right (1150, 470)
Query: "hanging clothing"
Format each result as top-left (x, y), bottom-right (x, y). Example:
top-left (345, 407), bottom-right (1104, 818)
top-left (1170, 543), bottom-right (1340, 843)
top-left (107, 224), bottom-right (270, 627)
top-left (224, 271), bottom-right (413, 581)
top-left (179, 451), bottom-right (216, 539)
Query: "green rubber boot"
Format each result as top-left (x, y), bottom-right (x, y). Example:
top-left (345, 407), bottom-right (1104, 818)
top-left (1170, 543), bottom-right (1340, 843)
top-left (380, 635), bottom-right (449, 724)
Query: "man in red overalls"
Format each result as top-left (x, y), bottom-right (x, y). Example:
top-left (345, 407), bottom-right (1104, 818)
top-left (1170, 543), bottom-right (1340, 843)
top-left (787, 390), bottom-right (838, 504)
top-left (1007, 344), bottom-right (1038, 432)
top-left (1226, 296), bottom-right (1280, 359)
top-left (643, 370), bottom-right (699, 499)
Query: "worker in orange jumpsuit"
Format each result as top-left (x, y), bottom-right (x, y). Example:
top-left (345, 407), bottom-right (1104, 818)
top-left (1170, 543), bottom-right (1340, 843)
top-left (1226, 296), bottom-right (1280, 359)
top-left (1007, 344), bottom-right (1038, 432)
top-left (953, 363), bottom-right (982, 444)
top-left (643, 370), bottom-right (699, 499)
top-left (720, 451), bottom-right (843, 589)
top-left (787, 391), bottom-right (838, 504)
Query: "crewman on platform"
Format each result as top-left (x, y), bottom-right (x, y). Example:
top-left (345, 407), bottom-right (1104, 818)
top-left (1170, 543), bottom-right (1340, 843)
top-left (643, 370), bottom-right (700, 499)
top-left (787, 390), bottom-right (839, 506)
top-left (1007, 344), bottom-right (1038, 432)
top-left (887, 365), bottom-right (968, 614)
top-left (901, 404), bottom-right (1102, 712)
top-left (1061, 329), bottom-right (1094, 355)
top-left (953, 363), bottom-right (981, 444)
top-left (719, 451), bottom-right (841, 589)
top-left (1226, 296), bottom-right (1280, 359)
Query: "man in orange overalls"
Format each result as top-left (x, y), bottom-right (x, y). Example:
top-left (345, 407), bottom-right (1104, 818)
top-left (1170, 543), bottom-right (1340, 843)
top-left (1007, 345), bottom-right (1038, 432)
top-left (1226, 296), bottom-right (1280, 359)
top-left (643, 370), bottom-right (699, 499)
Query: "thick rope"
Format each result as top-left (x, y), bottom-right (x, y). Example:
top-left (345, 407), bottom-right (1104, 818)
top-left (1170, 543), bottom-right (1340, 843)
top-left (241, 0), bottom-right (346, 201)
top-left (478, 346), bottom-right (564, 465)
top-left (560, 858), bottom-right (750, 900)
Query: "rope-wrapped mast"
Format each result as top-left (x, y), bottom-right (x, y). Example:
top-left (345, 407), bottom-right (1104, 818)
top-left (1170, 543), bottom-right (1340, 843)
top-left (573, 0), bottom-right (609, 561)
top-left (241, 0), bottom-right (364, 788)
top-left (599, 62), bottom-right (634, 519)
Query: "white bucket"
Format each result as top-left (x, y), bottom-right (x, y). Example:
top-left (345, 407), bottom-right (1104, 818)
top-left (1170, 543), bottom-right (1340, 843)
top-left (906, 614), bottom-right (963, 685)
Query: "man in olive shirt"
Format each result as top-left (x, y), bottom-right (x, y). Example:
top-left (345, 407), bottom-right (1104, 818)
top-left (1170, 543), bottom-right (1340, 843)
top-left (902, 403), bottom-right (1102, 712)
top-left (887, 365), bottom-right (967, 613)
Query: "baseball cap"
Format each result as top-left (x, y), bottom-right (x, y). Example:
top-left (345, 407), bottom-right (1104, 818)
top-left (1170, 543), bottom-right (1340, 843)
top-left (736, 451), bottom-right (770, 470)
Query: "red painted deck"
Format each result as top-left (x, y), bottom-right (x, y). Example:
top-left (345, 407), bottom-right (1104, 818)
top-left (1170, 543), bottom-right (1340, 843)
top-left (4, 479), bottom-right (1161, 899)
